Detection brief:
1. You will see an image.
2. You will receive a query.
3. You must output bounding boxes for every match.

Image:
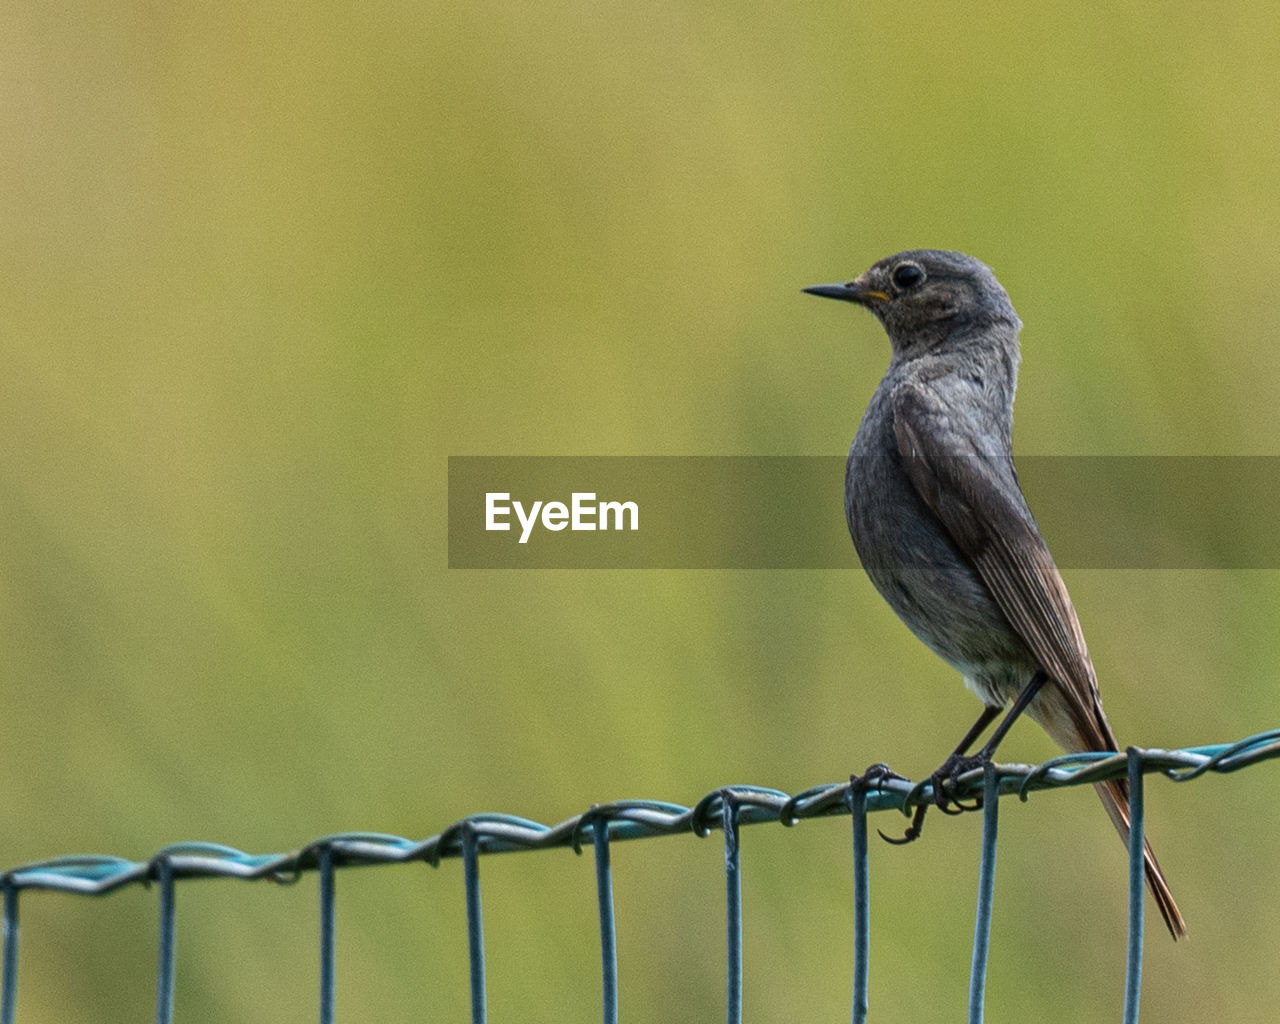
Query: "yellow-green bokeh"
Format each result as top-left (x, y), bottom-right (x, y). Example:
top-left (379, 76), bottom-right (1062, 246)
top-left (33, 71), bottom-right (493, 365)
top-left (3, 1), bottom-right (1279, 1020)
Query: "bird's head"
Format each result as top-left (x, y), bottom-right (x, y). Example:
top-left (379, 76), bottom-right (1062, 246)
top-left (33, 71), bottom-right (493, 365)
top-left (805, 249), bottom-right (1020, 354)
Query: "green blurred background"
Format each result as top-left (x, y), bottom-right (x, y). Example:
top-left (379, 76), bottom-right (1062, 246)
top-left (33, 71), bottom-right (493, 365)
top-left (3, 1), bottom-right (1279, 1020)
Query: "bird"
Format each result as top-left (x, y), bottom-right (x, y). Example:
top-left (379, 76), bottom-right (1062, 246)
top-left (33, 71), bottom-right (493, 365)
top-left (804, 249), bottom-right (1186, 940)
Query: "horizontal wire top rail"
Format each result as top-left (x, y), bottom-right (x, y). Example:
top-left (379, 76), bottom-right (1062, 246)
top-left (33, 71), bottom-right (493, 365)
top-left (3, 728), bottom-right (1280, 1024)
top-left (4, 730), bottom-right (1278, 894)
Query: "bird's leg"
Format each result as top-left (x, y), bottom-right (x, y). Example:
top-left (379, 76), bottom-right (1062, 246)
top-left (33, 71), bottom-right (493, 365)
top-left (932, 669), bottom-right (1050, 811)
top-left (952, 704), bottom-right (1004, 758)
top-left (975, 668), bottom-right (1049, 761)
top-left (879, 703), bottom-right (1002, 844)
top-left (925, 703), bottom-right (1003, 816)
top-left (883, 670), bottom-right (1052, 845)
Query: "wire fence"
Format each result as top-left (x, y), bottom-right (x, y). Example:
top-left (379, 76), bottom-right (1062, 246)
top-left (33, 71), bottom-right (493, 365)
top-left (4, 728), bottom-right (1280, 1024)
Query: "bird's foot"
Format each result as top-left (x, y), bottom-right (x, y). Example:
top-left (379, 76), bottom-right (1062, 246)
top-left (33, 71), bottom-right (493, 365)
top-left (875, 752), bottom-right (992, 846)
top-left (928, 752), bottom-right (989, 814)
top-left (853, 762), bottom-right (908, 788)
top-left (846, 763), bottom-right (930, 846)
top-left (847, 764), bottom-right (922, 845)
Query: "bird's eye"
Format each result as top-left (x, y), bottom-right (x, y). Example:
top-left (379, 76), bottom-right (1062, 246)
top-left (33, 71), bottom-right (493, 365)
top-left (891, 263), bottom-right (925, 290)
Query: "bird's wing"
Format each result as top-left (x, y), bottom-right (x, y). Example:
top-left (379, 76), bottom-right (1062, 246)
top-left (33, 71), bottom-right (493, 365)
top-left (891, 378), bottom-right (1109, 740)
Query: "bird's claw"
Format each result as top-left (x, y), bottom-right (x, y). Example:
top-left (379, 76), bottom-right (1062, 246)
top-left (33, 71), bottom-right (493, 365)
top-left (929, 752), bottom-right (989, 813)
top-left (849, 764), bottom-right (925, 845)
top-left (876, 752), bottom-right (991, 844)
top-left (878, 801), bottom-right (928, 845)
top-left (851, 762), bottom-right (908, 789)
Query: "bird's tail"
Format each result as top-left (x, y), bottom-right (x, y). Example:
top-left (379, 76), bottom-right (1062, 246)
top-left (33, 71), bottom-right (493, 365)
top-left (1034, 689), bottom-right (1187, 940)
top-left (1094, 774), bottom-right (1187, 940)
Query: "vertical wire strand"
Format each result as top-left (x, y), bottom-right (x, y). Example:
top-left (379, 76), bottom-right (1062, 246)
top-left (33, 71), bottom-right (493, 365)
top-left (154, 859), bottom-right (176, 1024)
top-left (1122, 750), bottom-right (1145, 1024)
top-left (463, 826), bottom-right (487, 1024)
top-left (721, 793), bottom-right (742, 1024)
top-left (592, 822), bottom-right (619, 1024)
top-left (967, 765), bottom-right (1001, 1024)
top-left (318, 847), bottom-right (336, 1024)
top-left (1, 883), bottom-right (17, 1024)
top-left (849, 782), bottom-right (870, 1024)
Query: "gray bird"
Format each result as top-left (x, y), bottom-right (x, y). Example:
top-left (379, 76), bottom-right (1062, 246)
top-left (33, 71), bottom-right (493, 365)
top-left (805, 249), bottom-right (1186, 940)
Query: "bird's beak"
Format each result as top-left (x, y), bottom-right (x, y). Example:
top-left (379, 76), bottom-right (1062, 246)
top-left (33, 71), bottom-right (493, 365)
top-left (802, 280), bottom-right (890, 305)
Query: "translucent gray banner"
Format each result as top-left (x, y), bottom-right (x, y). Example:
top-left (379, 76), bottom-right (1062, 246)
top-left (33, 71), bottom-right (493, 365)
top-left (447, 456), bottom-right (1280, 569)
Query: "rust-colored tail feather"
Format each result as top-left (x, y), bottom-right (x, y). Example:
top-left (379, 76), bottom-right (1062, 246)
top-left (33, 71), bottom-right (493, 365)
top-left (1095, 775), bottom-right (1187, 940)
top-left (1042, 691), bottom-right (1187, 940)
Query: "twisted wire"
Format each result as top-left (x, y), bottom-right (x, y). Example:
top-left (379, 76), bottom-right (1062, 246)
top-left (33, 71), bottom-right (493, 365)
top-left (0, 733), bottom-right (1260, 893)
top-left (1, 731), bottom-right (1278, 1024)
